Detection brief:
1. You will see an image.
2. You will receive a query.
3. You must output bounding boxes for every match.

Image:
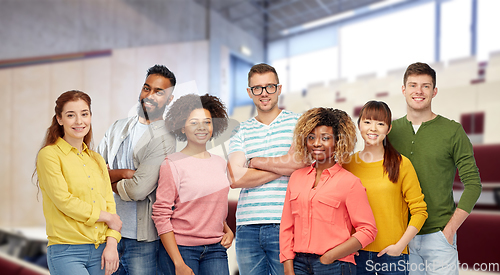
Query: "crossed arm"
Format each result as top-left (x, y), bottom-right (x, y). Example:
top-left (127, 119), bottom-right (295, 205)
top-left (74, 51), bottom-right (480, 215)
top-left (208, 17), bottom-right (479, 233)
top-left (227, 144), bottom-right (308, 189)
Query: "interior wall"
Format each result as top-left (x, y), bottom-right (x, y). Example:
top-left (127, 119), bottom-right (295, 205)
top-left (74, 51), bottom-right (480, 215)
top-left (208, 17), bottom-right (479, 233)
top-left (0, 40), bottom-right (209, 227)
top-left (0, 0), bottom-right (207, 61)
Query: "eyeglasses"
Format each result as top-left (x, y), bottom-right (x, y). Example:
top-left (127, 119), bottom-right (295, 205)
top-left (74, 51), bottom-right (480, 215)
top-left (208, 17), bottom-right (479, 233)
top-left (249, 84), bottom-right (279, 96)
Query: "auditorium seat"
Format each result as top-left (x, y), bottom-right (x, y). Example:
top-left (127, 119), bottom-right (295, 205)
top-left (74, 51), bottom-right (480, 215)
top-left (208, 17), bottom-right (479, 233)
top-left (227, 200), bottom-right (238, 233)
top-left (439, 56), bottom-right (479, 88)
top-left (486, 50), bottom-right (500, 82)
top-left (457, 211), bottom-right (500, 267)
top-left (452, 144), bottom-right (500, 269)
top-left (306, 83), bottom-right (335, 108)
top-left (0, 252), bottom-right (49, 275)
top-left (281, 92), bottom-right (310, 114)
top-left (453, 144), bottom-right (500, 210)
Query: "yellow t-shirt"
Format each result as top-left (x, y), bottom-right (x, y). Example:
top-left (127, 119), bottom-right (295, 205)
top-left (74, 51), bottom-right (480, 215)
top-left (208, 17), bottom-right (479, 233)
top-left (36, 137), bottom-right (121, 247)
top-left (343, 152), bottom-right (427, 254)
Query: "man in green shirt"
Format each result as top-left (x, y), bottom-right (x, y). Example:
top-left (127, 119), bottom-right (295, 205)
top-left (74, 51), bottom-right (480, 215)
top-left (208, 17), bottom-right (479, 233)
top-left (388, 62), bottom-right (481, 275)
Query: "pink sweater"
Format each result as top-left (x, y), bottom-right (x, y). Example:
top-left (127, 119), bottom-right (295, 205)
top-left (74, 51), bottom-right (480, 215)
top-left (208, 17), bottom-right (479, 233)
top-left (152, 152), bottom-right (230, 246)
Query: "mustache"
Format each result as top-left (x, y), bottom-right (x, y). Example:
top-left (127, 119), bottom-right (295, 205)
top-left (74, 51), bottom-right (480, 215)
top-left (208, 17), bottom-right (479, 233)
top-left (141, 98), bottom-right (158, 107)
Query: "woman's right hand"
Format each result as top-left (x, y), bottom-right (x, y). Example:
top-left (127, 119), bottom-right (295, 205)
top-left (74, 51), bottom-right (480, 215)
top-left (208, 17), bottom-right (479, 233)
top-left (98, 211), bottom-right (122, 232)
top-left (175, 263), bottom-right (195, 275)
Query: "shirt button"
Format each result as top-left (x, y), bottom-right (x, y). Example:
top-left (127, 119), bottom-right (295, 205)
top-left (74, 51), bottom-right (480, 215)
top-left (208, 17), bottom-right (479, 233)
top-left (88, 176), bottom-right (90, 178)
top-left (410, 152), bottom-right (413, 155)
top-left (91, 188), bottom-right (94, 190)
top-left (412, 141), bottom-right (414, 144)
top-left (93, 201), bottom-right (95, 203)
top-left (95, 227), bottom-right (97, 229)
top-left (83, 164), bottom-right (86, 167)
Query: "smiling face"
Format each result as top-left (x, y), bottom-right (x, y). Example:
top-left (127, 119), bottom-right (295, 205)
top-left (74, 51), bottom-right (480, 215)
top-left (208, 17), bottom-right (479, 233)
top-left (138, 74), bottom-right (173, 122)
top-left (402, 74), bottom-right (438, 113)
top-left (306, 125), bottom-right (336, 164)
top-left (182, 108), bottom-right (213, 147)
top-left (247, 72), bottom-right (281, 114)
top-left (359, 118), bottom-right (391, 148)
top-left (57, 99), bottom-right (91, 146)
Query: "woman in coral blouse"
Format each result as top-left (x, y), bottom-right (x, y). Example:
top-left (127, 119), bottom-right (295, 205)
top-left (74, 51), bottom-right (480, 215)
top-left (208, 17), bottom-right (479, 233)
top-left (280, 107), bottom-right (377, 275)
top-left (343, 101), bottom-right (427, 275)
top-left (35, 90), bottom-right (122, 275)
top-left (152, 93), bottom-right (233, 275)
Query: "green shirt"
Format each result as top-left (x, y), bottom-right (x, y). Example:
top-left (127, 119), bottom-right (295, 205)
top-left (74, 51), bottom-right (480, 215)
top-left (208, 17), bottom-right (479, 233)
top-left (388, 115), bottom-right (481, 235)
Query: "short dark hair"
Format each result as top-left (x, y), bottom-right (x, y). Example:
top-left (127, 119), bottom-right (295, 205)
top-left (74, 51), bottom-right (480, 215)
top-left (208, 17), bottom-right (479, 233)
top-left (147, 64), bottom-right (176, 87)
top-left (403, 62), bottom-right (436, 89)
top-left (165, 93), bottom-right (228, 142)
top-left (248, 63), bottom-right (279, 86)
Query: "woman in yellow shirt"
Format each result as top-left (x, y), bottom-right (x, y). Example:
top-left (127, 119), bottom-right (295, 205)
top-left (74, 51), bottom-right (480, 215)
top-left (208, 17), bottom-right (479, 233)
top-left (35, 90), bottom-right (122, 275)
top-left (343, 101), bottom-right (428, 275)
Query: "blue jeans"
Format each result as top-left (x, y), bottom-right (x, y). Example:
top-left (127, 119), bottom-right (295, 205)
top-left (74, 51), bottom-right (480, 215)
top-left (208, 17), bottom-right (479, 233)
top-left (158, 242), bottom-right (229, 275)
top-left (355, 250), bottom-right (409, 275)
top-left (293, 253), bottom-right (356, 275)
top-left (47, 243), bottom-right (105, 275)
top-left (235, 224), bottom-right (284, 275)
top-left (113, 238), bottom-right (158, 275)
top-left (408, 231), bottom-right (458, 275)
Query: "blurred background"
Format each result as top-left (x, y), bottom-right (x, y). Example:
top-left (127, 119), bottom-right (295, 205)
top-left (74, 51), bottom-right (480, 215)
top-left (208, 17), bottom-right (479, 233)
top-left (0, 0), bottom-right (499, 274)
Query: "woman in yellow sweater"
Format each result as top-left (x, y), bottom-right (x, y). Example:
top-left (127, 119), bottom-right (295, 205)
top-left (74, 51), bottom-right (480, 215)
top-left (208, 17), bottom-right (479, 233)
top-left (35, 90), bottom-right (122, 275)
top-left (343, 101), bottom-right (428, 275)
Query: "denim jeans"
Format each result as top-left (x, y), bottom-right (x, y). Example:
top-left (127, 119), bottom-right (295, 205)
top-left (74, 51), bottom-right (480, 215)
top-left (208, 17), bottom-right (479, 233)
top-left (293, 253), bottom-right (356, 275)
top-left (47, 243), bottom-right (105, 275)
top-left (235, 224), bottom-right (284, 275)
top-left (408, 231), bottom-right (458, 275)
top-left (355, 250), bottom-right (409, 275)
top-left (158, 242), bottom-right (229, 275)
top-left (113, 237), bottom-right (158, 275)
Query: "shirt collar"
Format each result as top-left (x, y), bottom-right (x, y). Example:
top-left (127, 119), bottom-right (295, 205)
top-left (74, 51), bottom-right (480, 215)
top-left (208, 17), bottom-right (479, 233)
top-left (56, 137), bottom-right (89, 155)
top-left (306, 162), bottom-right (343, 176)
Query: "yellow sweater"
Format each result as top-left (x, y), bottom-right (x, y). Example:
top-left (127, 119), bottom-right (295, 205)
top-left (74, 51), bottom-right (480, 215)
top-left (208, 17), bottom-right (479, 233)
top-left (343, 152), bottom-right (427, 254)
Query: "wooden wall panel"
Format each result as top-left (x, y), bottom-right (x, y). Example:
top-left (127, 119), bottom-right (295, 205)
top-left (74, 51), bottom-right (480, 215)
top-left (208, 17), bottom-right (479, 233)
top-left (11, 64), bottom-right (51, 226)
top-left (0, 69), bottom-right (13, 227)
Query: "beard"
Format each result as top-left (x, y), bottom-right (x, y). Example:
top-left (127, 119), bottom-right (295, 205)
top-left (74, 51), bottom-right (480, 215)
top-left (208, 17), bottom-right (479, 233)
top-left (138, 98), bottom-right (166, 121)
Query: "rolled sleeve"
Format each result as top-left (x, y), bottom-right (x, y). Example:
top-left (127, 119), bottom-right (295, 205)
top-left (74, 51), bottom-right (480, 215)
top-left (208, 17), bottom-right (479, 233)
top-left (106, 229), bottom-right (122, 243)
top-left (347, 181), bottom-right (377, 248)
top-left (119, 135), bottom-right (175, 202)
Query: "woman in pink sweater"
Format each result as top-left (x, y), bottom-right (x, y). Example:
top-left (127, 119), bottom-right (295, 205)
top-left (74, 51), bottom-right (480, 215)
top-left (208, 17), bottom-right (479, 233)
top-left (152, 94), bottom-right (233, 275)
top-left (280, 108), bottom-right (377, 275)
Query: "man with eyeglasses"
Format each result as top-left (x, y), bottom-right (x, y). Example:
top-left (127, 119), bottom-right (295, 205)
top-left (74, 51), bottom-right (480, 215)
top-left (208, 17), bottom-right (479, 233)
top-left (228, 63), bottom-right (307, 275)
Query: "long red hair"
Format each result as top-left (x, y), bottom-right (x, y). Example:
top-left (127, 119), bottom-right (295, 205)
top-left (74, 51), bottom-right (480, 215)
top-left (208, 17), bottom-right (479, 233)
top-left (41, 90), bottom-right (93, 148)
top-left (33, 90), bottom-right (94, 187)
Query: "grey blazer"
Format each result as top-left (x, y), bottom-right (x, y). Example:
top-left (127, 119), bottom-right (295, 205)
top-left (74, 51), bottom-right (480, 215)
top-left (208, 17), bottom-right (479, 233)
top-left (98, 115), bottom-right (176, 242)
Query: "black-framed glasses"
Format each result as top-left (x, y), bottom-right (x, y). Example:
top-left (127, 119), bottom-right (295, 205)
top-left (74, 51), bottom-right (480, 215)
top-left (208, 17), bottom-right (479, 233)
top-left (249, 84), bottom-right (279, 96)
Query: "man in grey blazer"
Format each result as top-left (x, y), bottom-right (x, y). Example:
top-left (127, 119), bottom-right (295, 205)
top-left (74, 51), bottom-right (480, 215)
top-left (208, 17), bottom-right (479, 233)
top-left (98, 65), bottom-right (176, 275)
